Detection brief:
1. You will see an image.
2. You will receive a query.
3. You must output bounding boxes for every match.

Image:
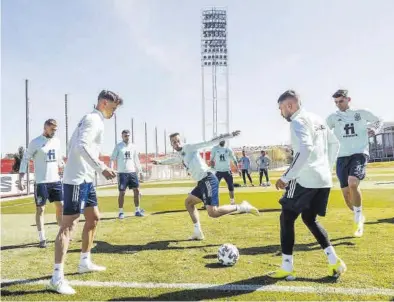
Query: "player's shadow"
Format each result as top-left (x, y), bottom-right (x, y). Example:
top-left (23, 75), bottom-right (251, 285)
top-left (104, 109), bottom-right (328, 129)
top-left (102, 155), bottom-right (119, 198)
top-left (68, 239), bottom-right (219, 255)
top-left (152, 208), bottom-right (281, 216)
top-left (203, 236), bottom-right (355, 259)
top-left (365, 217), bottom-right (394, 225)
top-left (30, 216), bottom-right (119, 227)
top-left (1, 241), bottom-right (55, 251)
top-left (108, 274), bottom-right (336, 301)
top-left (151, 209), bottom-right (187, 215)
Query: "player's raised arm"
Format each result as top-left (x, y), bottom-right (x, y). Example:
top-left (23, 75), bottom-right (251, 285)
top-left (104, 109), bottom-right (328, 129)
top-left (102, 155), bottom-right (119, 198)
top-left (281, 119), bottom-right (314, 183)
top-left (152, 156), bottom-right (182, 166)
top-left (77, 115), bottom-right (108, 173)
top-left (189, 130), bottom-right (241, 151)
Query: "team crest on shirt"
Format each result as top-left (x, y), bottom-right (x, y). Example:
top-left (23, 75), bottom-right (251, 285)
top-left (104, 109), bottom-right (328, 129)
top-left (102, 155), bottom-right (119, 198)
top-left (354, 113), bottom-right (361, 121)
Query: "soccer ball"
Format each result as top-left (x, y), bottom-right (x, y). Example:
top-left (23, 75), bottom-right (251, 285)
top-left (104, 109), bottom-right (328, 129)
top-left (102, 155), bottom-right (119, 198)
top-left (218, 243), bottom-right (239, 266)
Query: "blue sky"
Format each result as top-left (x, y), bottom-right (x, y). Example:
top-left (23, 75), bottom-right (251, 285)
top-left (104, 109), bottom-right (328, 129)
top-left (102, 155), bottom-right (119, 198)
top-left (2, 0), bottom-right (394, 156)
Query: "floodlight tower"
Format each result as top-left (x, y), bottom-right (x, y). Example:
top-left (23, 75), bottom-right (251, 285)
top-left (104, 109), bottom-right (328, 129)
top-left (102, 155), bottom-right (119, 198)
top-left (201, 8), bottom-right (229, 141)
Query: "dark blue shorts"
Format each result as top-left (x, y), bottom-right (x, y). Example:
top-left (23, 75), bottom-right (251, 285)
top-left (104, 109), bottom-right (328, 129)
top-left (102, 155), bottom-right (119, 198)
top-left (63, 182), bottom-right (97, 215)
top-left (336, 153), bottom-right (368, 188)
top-left (215, 171), bottom-right (234, 191)
top-left (279, 180), bottom-right (331, 217)
top-left (190, 173), bottom-right (219, 206)
top-left (118, 172), bottom-right (139, 191)
top-left (34, 181), bottom-right (63, 206)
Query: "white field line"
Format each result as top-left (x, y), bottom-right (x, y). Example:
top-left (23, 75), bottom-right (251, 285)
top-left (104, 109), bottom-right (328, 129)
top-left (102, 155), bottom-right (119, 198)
top-left (2, 278), bottom-right (394, 296)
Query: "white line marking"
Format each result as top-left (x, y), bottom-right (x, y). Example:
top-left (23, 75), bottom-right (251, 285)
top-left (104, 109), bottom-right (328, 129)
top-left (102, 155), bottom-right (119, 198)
top-left (2, 279), bottom-right (394, 296)
top-left (1, 201), bottom-right (35, 208)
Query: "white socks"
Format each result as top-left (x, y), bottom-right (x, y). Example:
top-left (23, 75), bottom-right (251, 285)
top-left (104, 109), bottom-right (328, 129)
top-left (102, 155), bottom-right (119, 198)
top-left (230, 199), bottom-right (235, 205)
top-left (353, 206), bottom-right (362, 223)
top-left (281, 254), bottom-right (294, 272)
top-left (80, 252), bottom-right (91, 266)
top-left (324, 246), bottom-right (338, 265)
top-left (194, 222), bottom-right (201, 233)
top-left (52, 263), bottom-right (64, 282)
top-left (119, 208), bottom-right (124, 214)
top-left (136, 206), bottom-right (140, 212)
top-left (38, 231), bottom-right (46, 242)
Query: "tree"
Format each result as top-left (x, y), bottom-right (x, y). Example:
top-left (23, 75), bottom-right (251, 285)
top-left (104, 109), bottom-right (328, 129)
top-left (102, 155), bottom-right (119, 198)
top-left (11, 146), bottom-right (25, 173)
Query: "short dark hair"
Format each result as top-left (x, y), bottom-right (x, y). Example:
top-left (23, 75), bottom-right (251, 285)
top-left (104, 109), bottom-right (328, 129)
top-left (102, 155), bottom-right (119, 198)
top-left (169, 132), bottom-right (180, 139)
top-left (121, 130), bottom-right (130, 135)
top-left (44, 119), bottom-right (57, 127)
top-left (277, 90), bottom-right (299, 103)
top-left (98, 90), bottom-right (123, 105)
top-left (332, 89), bottom-right (348, 98)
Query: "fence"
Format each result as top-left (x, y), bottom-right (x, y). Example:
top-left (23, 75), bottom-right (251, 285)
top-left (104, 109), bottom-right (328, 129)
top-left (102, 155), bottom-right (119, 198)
top-left (369, 132), bottom-right (394, 162)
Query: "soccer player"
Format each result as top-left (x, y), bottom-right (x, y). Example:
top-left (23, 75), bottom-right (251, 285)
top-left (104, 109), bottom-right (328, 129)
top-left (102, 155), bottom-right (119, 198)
top-left (272, 90), bottom-right (346, 280)
top-left (327, 89), bottom-right (382, 237)
top-left (256, 150), bottom-right (271, 186)
top-left (48, 90), bottom-right (121, 295)
top-left (18, 119), bottom-right (63, 248)
top-left (152, 131), bottom-right (259, 240)
top-left (239, 150), bottom-right (254, 187)
top-left (110, 129), bottom-right (144, 218)
top-left (210, 140), bottom-right (239, 205)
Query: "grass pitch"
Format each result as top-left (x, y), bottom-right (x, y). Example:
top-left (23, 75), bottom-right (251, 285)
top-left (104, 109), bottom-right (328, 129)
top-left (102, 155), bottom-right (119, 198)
top-left (1, 164), bottom-right (393, 301)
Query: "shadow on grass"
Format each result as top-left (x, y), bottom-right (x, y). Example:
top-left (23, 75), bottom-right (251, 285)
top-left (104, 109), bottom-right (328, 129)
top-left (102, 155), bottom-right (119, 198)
top-left (30, 216), bottom-right (120, 227)
top-left (151, 208), bottom-right (281, 216)
top-left (68, 239), bottom-right (220, 255)
top-left (108, 274), bottom-right (337, 301)
top-left (365, 217), bottom-right (394, 225)
top-left (1, 241), bottom-right (55, 251)
top-left (203, 236), bottom-right (355, 259)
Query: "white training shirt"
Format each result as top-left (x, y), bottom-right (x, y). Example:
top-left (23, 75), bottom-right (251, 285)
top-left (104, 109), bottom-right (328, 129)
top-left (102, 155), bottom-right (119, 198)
top-left (326, 108), bottom-right (382, 157)
top-left (110, 141), bottom-right (141, 173)
top-left (281, 108), bottom-right (340, 188)
top-left (211, 146), bottom-right (237, 172)
top-left (157, 133), bottom-right (237, 181)
top-left (19, 135), bottom-right (62, 184)
top-left (63, 109), bottom-right (108, 185)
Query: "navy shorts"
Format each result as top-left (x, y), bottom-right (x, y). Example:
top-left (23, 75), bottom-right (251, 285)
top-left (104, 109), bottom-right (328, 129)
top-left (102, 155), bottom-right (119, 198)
top-left (34, 181), bottom-right (63, 206)
top-left (63, 182), bottom-right (97, 215)
top-left (215, 171), bottom-right (234, 191)
top-left (190, 173), bottom-right (219, 206)
top-left (279, 180), bottom-right (331, 217)
top-left (118, 172), bottom-right (139, 191)
top-left (336, 153), bottom-right (368, 188)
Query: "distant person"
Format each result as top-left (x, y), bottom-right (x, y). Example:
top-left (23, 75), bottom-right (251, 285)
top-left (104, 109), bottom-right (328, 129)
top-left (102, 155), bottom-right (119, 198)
top-left (257, 150), bottom-right (271, 186)
top-left (239, 151), bottom-right (254, 187)
top-left (210, 140), bottom-right (239, 205)
top-left (327, 89), bottom-right (382, 237)
top-left (19, 119), bottom-right (63, 248)
top-left (110, 130), bottom-right (144, 219)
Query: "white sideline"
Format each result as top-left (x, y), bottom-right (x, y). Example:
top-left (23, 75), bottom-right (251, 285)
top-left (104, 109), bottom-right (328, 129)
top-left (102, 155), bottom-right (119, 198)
top-left (2, 278), bottom-right (394, 296)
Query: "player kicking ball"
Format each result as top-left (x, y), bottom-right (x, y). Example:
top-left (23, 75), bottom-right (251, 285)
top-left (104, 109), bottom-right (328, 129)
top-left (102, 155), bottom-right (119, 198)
top-left (327, 89), bottom-right (382, 237)
top-left (152, 131), bottom-right (259, 240)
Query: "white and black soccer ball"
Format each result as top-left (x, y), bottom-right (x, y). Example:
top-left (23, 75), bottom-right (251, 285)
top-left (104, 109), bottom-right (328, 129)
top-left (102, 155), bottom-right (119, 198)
top-left (218, 243), bottom-right (239, 266)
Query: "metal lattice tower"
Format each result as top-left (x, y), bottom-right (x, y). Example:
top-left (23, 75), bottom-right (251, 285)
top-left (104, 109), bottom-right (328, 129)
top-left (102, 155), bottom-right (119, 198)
top-left (201, 8), bottom-right (229, 141)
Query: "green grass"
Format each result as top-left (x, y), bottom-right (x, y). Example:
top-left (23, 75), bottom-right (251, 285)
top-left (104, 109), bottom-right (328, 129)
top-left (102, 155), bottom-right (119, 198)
top-left (1, 168), bottom-right (394, 301)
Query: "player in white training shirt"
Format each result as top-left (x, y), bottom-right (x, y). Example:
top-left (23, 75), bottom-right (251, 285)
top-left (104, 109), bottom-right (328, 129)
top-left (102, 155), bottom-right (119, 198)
top-left (110, 129), bottom-right (144, 218)
top-left (19, 119), bottom-right (64, 248)
top-left (210, 141), bottom-right (238, 205)
top-left (327, 89), bottom-right (382, 237)
top-left (48, 90), bottom-right (122, 295)
top-left (272, 90), bottom-right (346, 280)
top-left (152, 131), bottom-right (259, 240)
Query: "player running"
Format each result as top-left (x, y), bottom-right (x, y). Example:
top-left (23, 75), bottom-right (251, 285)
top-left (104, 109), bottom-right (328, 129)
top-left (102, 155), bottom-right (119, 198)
top-left (152, 131), bottom-right (259, 240)
top-left (327, 89), bottom-right (382, 237)
top-left (19, 119), bottom-right (64, 248)
top-left (239, 150), bottom-right (254, 187)
top-left (272, 90), bottom-right (346, 280)
top-left (256, 150), bottom-right (271, 187)
top-left (110, 129), bottom-right (144, 218)
top-left (210, 140), bottom-right (239, 205)
top-left (48, 90), bottom-right (121, 295)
